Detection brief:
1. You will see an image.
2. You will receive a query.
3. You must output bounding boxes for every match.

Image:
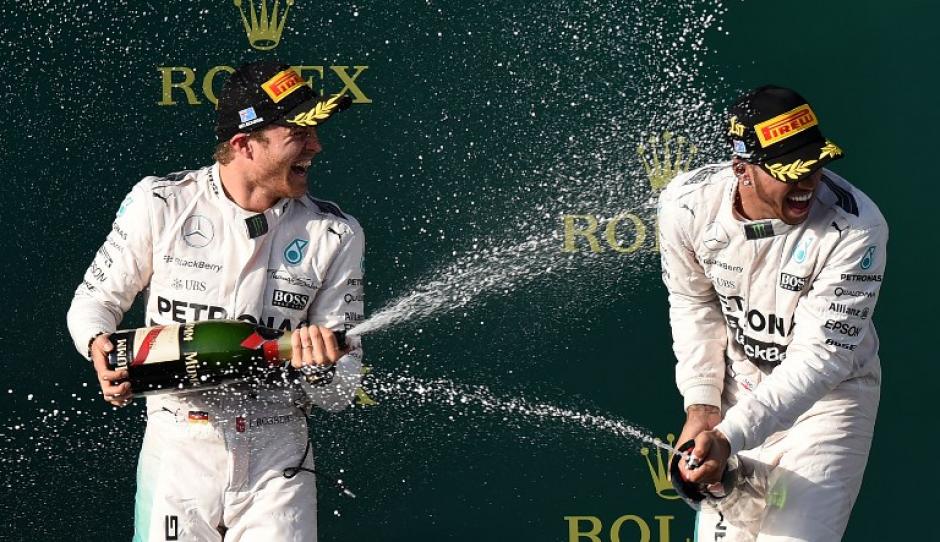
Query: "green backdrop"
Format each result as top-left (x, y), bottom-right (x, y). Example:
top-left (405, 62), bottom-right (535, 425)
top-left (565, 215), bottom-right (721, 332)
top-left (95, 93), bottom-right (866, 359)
top-left (0, 1), bottom-right (933, 540)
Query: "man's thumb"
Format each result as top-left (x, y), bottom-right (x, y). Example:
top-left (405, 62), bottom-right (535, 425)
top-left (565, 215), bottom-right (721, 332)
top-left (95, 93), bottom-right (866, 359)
top-left (694, 432), bottom-right (713, 457)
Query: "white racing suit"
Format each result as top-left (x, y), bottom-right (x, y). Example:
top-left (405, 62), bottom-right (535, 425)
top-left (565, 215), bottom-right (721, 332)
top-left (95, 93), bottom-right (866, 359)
top-left (658, 163), bottom-right (887, 542)
top-left (66, 164), bottom-right (365, 541)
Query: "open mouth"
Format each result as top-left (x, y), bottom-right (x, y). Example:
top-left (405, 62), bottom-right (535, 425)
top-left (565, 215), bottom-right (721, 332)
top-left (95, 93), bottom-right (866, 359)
top-left (290, 159), bottom-right (312, 176)
top-left (785, 190), bottom-right (813, 212)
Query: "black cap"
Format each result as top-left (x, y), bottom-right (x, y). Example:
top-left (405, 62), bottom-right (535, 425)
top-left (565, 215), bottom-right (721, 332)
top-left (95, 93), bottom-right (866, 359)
top-left (215, 60), bottom-right (352, 142)
top-left (727, 85), bottom-right (843, 183)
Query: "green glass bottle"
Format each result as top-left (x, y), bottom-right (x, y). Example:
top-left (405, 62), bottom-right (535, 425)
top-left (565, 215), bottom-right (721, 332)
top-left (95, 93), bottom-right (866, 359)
top-left (107, 320), bottom-right (344, 396)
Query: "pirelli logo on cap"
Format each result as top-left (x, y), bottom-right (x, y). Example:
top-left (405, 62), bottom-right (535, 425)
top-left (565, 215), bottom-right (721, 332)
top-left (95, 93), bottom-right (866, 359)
top-left (261, 69), bottom-right (305, 103)
top-left (754, 105), bottom-right (818, 148)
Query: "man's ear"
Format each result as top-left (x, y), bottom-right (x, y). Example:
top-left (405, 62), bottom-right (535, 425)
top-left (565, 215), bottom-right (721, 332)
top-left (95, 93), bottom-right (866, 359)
top-left (229, 133), bottom-right (251, 158)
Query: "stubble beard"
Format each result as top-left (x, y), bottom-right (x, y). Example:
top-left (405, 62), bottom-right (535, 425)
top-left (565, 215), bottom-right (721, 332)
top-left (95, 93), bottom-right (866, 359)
top-left (252, 153), bottom-right (306, 201)
top-left (752, 180), bottom-right (796, 224)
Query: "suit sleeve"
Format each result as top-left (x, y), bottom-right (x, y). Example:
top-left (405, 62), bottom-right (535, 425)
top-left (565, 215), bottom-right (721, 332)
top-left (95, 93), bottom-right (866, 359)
top-left (716, 221), bottom-right (888, 454)
top-left (658, 192), bottom-right (728, 411)
top-left (300, 220), bottom-right (365, 411)
top-left (66, 181), bottom-right (154, 359)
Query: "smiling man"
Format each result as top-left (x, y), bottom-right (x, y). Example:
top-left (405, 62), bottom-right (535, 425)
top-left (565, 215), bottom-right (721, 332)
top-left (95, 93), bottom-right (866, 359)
top-left (658, 86), bottom-right (888, 541)
top-left (67, 60), bottom-right (361, 541)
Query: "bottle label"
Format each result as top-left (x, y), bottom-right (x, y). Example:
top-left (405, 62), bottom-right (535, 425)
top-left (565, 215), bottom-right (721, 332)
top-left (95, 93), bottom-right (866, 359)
top-left (115, 324), bottom-right (180, 368)
top-left (108, 320), bottom-right (284, 395)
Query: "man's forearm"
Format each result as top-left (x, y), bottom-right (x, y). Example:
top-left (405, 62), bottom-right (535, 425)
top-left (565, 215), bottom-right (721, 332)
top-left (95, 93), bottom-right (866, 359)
top-left (685, 404), bottom-right (721, 429)
top-left (677, 404), bottom-right (722, 449)
top-left (686, 404), bottom-right (720, 415)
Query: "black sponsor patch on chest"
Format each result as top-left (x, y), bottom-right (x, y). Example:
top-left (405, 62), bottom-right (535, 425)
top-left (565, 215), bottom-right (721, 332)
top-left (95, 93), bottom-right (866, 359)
top-left (744, 221), bottom-right (775, 240)
top-left (272, 289), bottom-right (310, 310)
top-left (779, 272), bottom-right (808, 292)
top-left (245, 214), bottom-right (268, 238)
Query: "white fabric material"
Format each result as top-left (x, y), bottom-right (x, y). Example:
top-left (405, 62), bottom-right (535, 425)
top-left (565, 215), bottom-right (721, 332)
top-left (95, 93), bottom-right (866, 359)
top-left (658, 163), bottom-right (886, 454)
top-left (658, 163), bottom-right (887, 540)
top-left (134, 395), bottom-right (318, 542)
top-left (693, 363), bottom-right (879, 542)
top-left (67, 164), bottom-right (365, 539)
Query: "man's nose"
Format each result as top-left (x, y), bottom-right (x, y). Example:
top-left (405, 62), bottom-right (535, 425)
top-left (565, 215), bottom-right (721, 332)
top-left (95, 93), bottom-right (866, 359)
top-left (304, 130), bottom-right (322, 154)
top-left (797, 171), bottom-right (822, 190)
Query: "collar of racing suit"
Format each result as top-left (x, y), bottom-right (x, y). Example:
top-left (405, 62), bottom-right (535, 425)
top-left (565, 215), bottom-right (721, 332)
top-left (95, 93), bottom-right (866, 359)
top-left (207, 163), bottom-right (304, 239)
top-left (722, 179), bottom-right (797, 241)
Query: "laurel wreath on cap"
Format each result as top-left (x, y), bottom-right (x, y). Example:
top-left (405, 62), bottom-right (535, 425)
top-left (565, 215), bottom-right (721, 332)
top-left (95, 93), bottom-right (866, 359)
top-left (765, 158), bottom-right (818, 182)
top-left (819, 140), bottom-right (843, 160)
top-left (287, 94), bottom-right (345, 127)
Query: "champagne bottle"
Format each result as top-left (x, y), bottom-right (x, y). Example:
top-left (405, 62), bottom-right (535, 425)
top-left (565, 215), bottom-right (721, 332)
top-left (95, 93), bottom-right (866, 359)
top-left (107, 320), bottom-right (346, 396)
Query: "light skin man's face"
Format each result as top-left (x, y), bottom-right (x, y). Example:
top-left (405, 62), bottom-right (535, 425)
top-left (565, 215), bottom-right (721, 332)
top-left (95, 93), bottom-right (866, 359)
top-left (738, 161), bottom-right (823, 225)
top-left (246, 125), bottom-right (322, 199)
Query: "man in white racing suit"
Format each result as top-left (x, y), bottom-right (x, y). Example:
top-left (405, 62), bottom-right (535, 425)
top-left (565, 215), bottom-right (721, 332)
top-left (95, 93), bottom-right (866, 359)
top-left (66, 61), bottom-right (363, 541)
top-left (658, 86), bottom-right (887, 541)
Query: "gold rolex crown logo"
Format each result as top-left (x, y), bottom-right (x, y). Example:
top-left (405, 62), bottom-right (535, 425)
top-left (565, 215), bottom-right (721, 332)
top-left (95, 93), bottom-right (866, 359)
top-left (639, 433), bottom-right (680, 500)
top-left (234, 0), bottom-right (295, 51)
top-left (637, 131), bottom-right (698, 193)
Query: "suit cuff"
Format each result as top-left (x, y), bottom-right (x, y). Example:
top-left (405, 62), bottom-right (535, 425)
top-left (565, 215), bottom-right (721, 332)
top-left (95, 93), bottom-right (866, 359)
top-left (714, 419), bottom-right (745, 456)
top-left (682, 384), bottom-right (722, 411)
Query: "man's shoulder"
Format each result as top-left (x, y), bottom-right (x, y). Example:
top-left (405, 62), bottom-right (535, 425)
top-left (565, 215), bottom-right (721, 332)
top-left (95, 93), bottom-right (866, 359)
top-left (115, 167), bottom-right (207, 230)
top-left (658, 163), bottom-right (732, 229)
top-left (138, 167), bottom-right (204, 188)
top-left (816, 169), bottom-right (887, 233)
top-left (298, 194), bottom-right (364, 236)
top-left (660, 162), bottom-right (733, 204)
top-left (134, 167), bottom-right (207, 206)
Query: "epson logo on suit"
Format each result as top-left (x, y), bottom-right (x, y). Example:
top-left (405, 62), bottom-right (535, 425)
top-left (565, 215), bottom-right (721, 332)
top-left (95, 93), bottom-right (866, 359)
top-left (779, 273), bottom-right (808, 292)
top-left (272, 290), bottom-right (309, 310)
